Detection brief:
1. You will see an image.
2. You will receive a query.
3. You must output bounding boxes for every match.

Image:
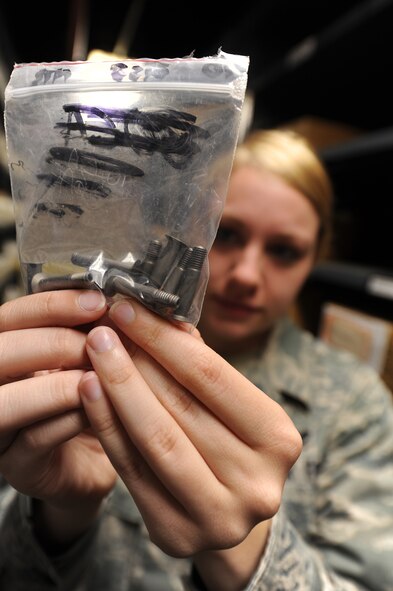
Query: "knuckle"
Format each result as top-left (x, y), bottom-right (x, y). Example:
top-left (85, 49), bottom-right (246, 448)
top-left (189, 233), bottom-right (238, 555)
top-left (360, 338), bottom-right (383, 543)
top-left (93, 411), bottom-right (119, 439)
top-left (49, 370), bottom-right (81, 410)
top-left (259, 411), bottom-right (303, 470)
top-left (104, 361), bottom-right (134, 388)
top-left (258, 482), bottom-right (282, 518)
top-left (165, 382), bottom-right (197, 419)
top-left (137, 321), bottom-right (164, 353)
top-left (145, 422), bottom-right (178, 459)
top-left (18, 426), bottom-right (43, 453)
top-left (0, 337), bottom-right (6, 366)
top-left (286, 428), bottom-right (303, 464)
top-left (117, 453), bottom-right (145, 484)
top-left (51, 327), bottom-right (77, 357)
top-left (40, 291), bottom-right (61, 318)
top-left (244, 476), bottom-right (283, 521)
top-left (274, 420), bottom-right (303, 467)
top-left (194, 348), bottom-right (224, 390)
top-left (0, 301), bottom-right (13, 332)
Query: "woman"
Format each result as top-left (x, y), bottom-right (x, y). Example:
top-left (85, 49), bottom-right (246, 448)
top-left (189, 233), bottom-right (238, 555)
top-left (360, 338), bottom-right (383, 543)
top-left (197, 130), bottom-right (393, 589)
top-left (199, 128), bottom-right (333, 354)
top-left (1, 130), bottom-right (392, 590)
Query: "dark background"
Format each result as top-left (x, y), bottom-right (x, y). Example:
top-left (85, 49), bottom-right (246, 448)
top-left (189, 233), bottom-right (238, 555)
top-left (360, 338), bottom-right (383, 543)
top-left (1, 0), bottom-right (393, 325)
top-left (2, 0), bottom-right (393, 129)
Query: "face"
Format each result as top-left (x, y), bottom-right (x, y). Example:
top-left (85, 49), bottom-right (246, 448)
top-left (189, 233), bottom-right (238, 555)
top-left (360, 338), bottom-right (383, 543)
top-left (198, 165), bottom-right (320, 355)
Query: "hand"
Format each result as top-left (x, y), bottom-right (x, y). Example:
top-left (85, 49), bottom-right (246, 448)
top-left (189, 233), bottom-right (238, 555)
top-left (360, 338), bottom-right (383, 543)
top-left (0, 290), bottom-right (117, 533)
top-left (79, 299), bottom-right (302, 559)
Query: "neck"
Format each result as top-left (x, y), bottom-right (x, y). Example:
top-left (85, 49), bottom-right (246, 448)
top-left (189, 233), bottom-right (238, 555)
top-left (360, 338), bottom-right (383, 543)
top-left (202, 331), bottom-right (272, 360)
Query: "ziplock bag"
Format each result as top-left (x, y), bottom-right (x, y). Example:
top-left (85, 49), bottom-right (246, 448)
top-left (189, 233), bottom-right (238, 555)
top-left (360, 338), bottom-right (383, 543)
top-left (4, 50), bottom-right (249, 325)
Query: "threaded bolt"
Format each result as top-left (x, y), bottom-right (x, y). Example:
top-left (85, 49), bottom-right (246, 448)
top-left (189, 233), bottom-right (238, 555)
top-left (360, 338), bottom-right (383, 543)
top-left (104, 273), bottom-right (179, 309)
top-left (173, 246), bottom-right (207, 321)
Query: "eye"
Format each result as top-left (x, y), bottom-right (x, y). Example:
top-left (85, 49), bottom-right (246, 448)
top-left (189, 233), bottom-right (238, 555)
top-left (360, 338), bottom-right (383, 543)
top-left (266, 242), bottom-right (304, 264)
top-left (214, 225), bottom-right (244, 247)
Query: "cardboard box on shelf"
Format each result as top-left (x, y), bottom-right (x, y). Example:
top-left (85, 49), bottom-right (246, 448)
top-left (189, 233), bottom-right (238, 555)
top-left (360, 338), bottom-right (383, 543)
top-left (319, 302), bottom-right (393, 393)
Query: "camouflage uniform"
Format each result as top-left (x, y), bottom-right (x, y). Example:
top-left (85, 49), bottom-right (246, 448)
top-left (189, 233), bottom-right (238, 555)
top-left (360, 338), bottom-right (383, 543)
top-left (1, 316), bottom-right (393, 590)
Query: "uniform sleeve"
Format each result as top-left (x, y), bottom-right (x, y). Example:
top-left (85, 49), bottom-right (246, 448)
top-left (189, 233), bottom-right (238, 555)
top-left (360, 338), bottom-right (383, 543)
top-left (244, 370), bottom-right (393, 591)
top-left (0, 480), bottom-right (193, 590)
top-left (0, 482), bottom-right (99, 590)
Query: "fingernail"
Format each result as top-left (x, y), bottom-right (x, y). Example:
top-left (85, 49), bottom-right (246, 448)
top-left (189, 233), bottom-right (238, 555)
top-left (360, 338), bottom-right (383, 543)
top-left (80, 373), bottom-right (103, 402)
top-left (88, 327), bottom-right (116, 353)
top-left (79, 290), bottom-right (106, 311)
top-left (110, 301), bottom-right (135, 325)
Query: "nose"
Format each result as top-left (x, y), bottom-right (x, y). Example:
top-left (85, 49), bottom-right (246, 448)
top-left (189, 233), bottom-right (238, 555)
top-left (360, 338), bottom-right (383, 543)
top-left (229, 244), bottom-right (264, 289)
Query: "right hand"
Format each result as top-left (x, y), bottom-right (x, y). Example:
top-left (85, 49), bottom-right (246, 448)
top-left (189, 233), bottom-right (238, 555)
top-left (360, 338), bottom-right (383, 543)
top-left (79, 299), bottom-right (302, 559)
top-left (0, 290), bottom-right (117, 514)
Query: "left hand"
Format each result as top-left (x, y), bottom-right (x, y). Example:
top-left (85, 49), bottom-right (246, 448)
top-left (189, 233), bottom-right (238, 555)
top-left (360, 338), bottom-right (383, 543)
top-left (79, 299), bottom-right (302, 557)
top-left (0, 290), bottom-right (117, 546)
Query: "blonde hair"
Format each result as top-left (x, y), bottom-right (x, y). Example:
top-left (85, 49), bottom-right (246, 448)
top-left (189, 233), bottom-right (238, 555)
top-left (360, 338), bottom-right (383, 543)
top-left (233, 129), bottom-right (334, 259)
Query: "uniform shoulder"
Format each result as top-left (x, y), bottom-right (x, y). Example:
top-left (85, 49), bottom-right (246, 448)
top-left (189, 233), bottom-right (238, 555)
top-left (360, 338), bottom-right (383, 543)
top-left (280, 317), bottom-right (362, 369)
top-left (279, 318), bottom-right (390, 403)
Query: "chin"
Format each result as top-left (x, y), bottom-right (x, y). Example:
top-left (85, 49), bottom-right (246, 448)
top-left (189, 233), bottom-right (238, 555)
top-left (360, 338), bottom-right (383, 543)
top-left (204, 321), bottom-right (259, 352)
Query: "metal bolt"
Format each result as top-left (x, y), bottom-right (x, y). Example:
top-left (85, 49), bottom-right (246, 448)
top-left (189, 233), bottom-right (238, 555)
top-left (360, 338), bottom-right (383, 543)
top-left (104, 271), bottom-right (179, 309)
top-left (160, 247), bottom-right (193, 293)
top-left (31, 271), bottom-right (97, 293)
top-left (131, 239), bottom-right (162, 279)
top-left (26, 263), bottom-right (43, 294)
top-left (148, 235), bottom-right (189, 288)
top-left (71, 252), bottom-right (134, 274)
top-left (173, 246), bottom-right (207, 322)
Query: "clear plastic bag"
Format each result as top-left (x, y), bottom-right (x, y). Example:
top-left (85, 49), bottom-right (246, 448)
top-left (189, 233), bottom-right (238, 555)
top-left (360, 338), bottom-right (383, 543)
top-left (4, 50), bottom-right (249, 324)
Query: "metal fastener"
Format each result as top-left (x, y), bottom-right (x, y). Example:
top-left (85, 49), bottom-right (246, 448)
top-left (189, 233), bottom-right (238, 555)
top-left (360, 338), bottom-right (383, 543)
top-left (148, 235), bottom-right (189, 288)
top-left (31, 271), bottom-right (97, 293)
top-left (71, 252), bottom-right (134, 275)
top-left (173, 246), bottom-right (207, 321)
top-left (104, 271), bottom-right (180, 309)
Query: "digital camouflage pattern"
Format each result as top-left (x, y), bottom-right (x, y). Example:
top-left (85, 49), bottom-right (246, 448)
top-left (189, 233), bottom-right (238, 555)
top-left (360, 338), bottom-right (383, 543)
top-left (231, 317), bottom-right (393, 591)
top-left (1, 316), bottom-right (393, 590)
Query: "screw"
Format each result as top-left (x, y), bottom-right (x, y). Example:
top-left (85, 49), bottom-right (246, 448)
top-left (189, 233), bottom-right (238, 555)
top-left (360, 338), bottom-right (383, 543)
top-left (71, 252), bottom-right (134, 274)
top-left (104, 271), bottom-right (179, 309)
top-left (173, 246), bottom-right (207, 322)
top-left (25, 263), bottom-right (43, 294)
top-left (31, 271), bottom-right (97, 293)
top-left (160, 247), bottom-right (193, 293)
top-left (131, 239), bottom-right (162, 279)
top-left (148, 235), bottom-right (189, 288)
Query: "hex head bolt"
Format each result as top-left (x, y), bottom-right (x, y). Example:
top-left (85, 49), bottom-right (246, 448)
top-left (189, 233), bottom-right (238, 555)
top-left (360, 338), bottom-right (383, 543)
top-left (173, 246), bottom-right (207, 322)
top-left (31, 271), bottom-right (96, 293)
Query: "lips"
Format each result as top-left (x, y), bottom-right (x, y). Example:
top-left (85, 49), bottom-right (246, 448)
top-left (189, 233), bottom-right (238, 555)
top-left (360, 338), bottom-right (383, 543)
top-left (211, 295), bottom-right (262, 318)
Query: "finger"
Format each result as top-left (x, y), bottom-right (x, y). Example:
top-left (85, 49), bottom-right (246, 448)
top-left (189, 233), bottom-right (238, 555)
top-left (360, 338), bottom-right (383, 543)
top-left (0, 290), bottom-right (107, 332)
top-left (127, 346), bottom-right (262, 485)
top-left (109, 300), bottom-right (286, 446)
top-left (0, 370), bottom-right (85, 452)
top-left (81, 328), bottom-right (226, 513)
top-left (0, 327), bottom-right (90, 383)
top-left (1, 409), bottom-right (88, 470)
top-left (79, 371), bottom-right (203, 556)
